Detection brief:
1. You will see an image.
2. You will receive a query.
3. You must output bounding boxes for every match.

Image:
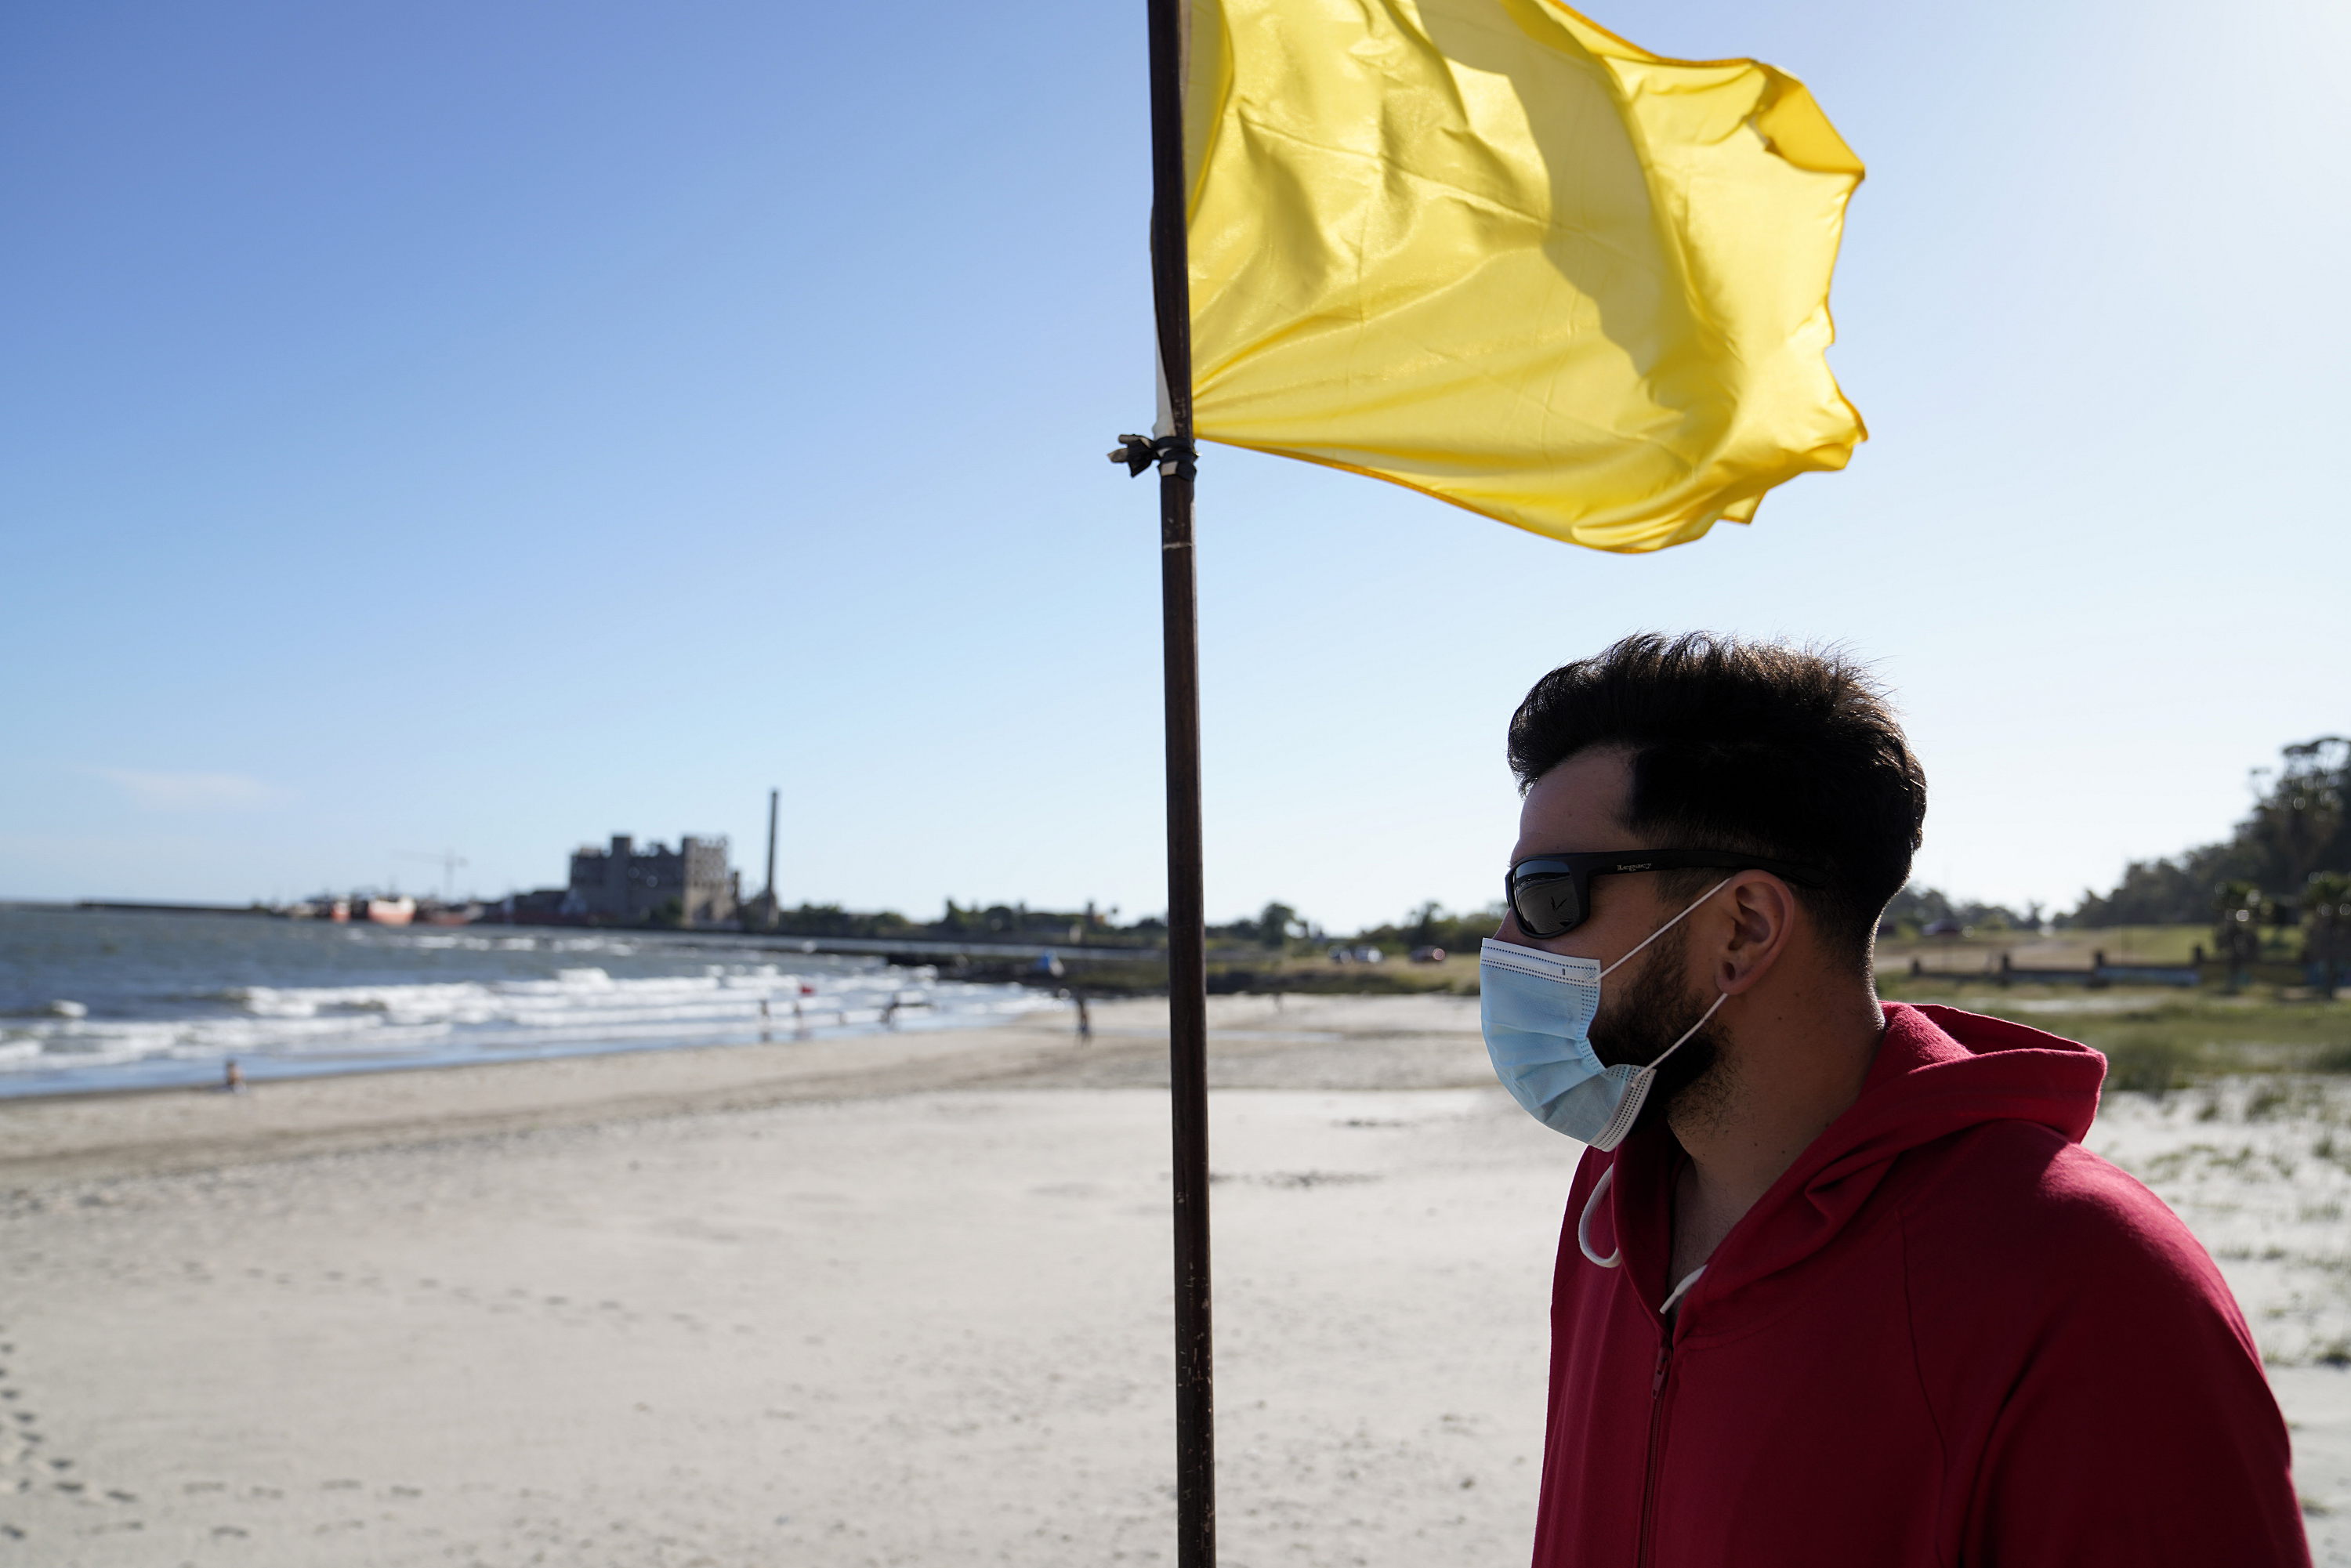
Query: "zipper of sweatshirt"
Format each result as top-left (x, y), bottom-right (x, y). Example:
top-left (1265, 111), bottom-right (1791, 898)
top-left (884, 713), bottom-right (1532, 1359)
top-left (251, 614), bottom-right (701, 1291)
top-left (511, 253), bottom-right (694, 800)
top-left (1636, 1330), bottom-right (1672, 1567)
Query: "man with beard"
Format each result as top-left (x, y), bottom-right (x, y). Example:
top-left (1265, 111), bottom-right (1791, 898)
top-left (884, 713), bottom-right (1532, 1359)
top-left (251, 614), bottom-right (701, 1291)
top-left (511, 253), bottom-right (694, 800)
top-left (1483, 633), bottom-right (2306, 1566)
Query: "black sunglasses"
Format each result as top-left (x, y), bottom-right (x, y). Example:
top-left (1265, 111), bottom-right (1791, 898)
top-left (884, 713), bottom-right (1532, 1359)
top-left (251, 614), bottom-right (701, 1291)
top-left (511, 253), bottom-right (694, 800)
top-left (1505, 849), bottom-right (1827, 940)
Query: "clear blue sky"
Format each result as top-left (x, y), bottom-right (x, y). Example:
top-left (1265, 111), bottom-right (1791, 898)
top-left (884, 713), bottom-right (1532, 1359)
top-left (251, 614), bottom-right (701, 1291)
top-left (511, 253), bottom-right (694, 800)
top-left (3, 0), bottom-right (2346, 930)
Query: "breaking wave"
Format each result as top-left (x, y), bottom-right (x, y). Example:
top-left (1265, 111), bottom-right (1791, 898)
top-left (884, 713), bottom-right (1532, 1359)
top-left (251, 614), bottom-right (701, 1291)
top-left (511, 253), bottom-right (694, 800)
top-left (1, 956), bottom-right (1052, 1097)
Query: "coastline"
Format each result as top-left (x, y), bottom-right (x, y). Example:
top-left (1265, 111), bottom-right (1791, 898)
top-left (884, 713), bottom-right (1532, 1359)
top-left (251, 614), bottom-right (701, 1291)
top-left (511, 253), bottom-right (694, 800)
top-left (6, 994), bottom-right (2349, 1565)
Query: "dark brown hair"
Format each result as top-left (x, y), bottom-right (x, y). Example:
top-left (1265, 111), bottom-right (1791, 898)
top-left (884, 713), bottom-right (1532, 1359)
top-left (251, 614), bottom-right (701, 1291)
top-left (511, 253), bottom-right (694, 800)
top-left (1506, 633), bottom-right (1926, 966)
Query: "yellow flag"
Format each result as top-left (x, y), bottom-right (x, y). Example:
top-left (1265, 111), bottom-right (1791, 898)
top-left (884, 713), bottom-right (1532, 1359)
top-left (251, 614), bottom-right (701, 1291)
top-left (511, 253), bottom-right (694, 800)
top-left (1183, 0), bottom-right (1866, 552)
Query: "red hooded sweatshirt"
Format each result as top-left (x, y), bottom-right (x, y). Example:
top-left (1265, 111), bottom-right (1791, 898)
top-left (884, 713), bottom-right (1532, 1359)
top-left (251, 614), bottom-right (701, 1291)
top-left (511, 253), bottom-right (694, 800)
top-left (1533, 1002), bottom-right (2308, 1566)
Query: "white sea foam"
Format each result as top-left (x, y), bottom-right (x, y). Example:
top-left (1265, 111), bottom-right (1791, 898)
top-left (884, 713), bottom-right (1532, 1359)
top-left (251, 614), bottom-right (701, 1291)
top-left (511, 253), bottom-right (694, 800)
top-left (0, 959), bottom-right (1055, 1091)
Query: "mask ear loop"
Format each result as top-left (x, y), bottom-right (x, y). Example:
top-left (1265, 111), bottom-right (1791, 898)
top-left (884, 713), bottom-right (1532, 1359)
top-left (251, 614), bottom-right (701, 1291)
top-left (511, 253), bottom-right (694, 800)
top-left (1575, 877), bottom-right (1740, 1271)
top-left (1578, 1164), bottom-right (1621, 1269)
top-left (1598, 877), bottom-right (1734, 980)
top-left (1642, 989), bottom-right (1730, 1074)
top-left (1586, 989), bottom-right (1732, 1153)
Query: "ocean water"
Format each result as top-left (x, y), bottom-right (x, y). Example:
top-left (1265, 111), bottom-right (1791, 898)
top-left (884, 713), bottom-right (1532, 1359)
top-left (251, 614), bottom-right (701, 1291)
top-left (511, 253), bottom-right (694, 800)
top-left (0, 904), bottom-right (1055, 1099)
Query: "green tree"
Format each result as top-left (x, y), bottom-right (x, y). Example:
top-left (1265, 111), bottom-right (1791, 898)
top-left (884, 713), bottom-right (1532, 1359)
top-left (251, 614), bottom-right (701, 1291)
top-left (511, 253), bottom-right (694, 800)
top-left (2072, 736), bottom-right (2351, 926)
top-left (2249, 738), bottom-right (2349, 892)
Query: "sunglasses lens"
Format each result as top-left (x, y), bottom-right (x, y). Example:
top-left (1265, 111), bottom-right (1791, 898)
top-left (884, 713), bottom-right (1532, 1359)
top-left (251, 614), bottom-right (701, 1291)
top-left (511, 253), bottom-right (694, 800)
top-left (1511, 870), bottom-right (1582, 937)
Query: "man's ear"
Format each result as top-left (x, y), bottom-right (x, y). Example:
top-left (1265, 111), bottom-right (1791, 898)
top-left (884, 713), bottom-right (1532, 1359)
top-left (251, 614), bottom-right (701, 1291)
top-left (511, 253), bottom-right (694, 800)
top-left (1714, 873), bottom-right (1798, 996)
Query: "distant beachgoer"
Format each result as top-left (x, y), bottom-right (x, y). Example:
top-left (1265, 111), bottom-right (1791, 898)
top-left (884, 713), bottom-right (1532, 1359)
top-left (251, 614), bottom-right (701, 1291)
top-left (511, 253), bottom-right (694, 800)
top-left (1074, 992), bottom-right (1091, 1041)
top-left (222, 1059), bottom-right (245, 1093)
top-left (1489, 635), bottom-right (2304, 1565)
top-left (881, 998), bottom-right (900, 1029)
top-left (759, 996), bottom-right (772, 1042)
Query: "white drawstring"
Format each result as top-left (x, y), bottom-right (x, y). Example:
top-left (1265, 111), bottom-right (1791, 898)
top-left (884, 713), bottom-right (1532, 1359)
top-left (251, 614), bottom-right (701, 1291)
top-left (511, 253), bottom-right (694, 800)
top-left (1578, 1164), bottom-right (1621, 1268)
top-left (1581, 1164), bottom-right (1710, 1316)
top-left (1660, 1265), bottom-right (1707, 1316)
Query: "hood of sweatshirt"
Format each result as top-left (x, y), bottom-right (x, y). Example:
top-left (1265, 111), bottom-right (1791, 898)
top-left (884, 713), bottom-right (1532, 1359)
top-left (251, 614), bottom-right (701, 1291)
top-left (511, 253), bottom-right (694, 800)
top-left (1603, 1001), bottom-right (2107, 1318)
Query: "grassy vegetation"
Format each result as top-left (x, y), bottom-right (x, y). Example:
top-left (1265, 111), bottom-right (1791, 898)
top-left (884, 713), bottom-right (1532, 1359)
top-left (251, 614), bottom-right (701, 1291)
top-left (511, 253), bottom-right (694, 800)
top-left (1878, 922), bottom-right (2318, 973)
top-left (1875, 977), bottom-right (2351, 1092)
top-left (1878, 925), bottom-right (2211, 969)
top-left (1039, 949), bottom-right (1478, 998)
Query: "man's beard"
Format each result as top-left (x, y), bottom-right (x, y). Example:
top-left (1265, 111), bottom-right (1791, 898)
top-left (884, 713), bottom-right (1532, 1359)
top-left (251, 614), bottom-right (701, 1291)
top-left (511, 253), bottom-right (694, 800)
top-left (1588, 922), bottom-right (1730, 1139)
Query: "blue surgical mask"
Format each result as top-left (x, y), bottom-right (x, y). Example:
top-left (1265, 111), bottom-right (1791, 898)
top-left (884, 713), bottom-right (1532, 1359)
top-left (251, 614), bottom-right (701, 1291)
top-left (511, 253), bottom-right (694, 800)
top-left (1480, 880), bottom-right (1732, 1150)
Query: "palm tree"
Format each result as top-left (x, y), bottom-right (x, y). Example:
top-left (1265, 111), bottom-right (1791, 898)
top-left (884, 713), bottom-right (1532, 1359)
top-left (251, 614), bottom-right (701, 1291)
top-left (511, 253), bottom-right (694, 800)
top-left (2304, 871), bottom-right (2351, 1001)
top-left (2215, 880), bottom-right (2266, 993)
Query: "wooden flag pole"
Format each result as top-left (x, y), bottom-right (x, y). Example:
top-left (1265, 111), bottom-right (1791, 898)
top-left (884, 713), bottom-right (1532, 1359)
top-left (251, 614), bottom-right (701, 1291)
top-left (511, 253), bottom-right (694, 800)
top-left (1147, 0), bottom-right (1214, 1562)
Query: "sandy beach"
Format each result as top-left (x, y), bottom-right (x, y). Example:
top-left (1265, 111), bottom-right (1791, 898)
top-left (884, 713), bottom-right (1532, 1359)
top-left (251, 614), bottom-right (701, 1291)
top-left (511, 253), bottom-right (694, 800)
top-left (5, 994), bottom-right (2349, 1564)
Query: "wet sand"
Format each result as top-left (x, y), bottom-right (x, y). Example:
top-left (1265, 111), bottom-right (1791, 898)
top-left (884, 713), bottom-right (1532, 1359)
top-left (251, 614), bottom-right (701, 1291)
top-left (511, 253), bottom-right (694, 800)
top-left (2, 994), bottom-right (2346, 1564)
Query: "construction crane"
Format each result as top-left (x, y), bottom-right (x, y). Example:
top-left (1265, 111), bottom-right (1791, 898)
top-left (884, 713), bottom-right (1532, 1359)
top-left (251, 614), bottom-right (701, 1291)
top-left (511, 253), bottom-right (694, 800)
top-left (395, 849), bottom-right (469, 904)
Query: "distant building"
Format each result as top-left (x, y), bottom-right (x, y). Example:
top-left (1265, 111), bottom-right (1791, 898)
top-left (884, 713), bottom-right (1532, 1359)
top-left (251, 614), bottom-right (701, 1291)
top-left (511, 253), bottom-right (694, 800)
top-left (560, 834), bottom-right (740, 927)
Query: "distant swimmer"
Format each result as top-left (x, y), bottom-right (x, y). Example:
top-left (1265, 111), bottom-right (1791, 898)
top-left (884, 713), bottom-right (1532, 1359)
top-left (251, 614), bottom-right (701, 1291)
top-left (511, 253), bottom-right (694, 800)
top-left (221, 1059), bottom-right (245, 1093)
top-left (1490, 635), bottom-right (2305, 1565)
